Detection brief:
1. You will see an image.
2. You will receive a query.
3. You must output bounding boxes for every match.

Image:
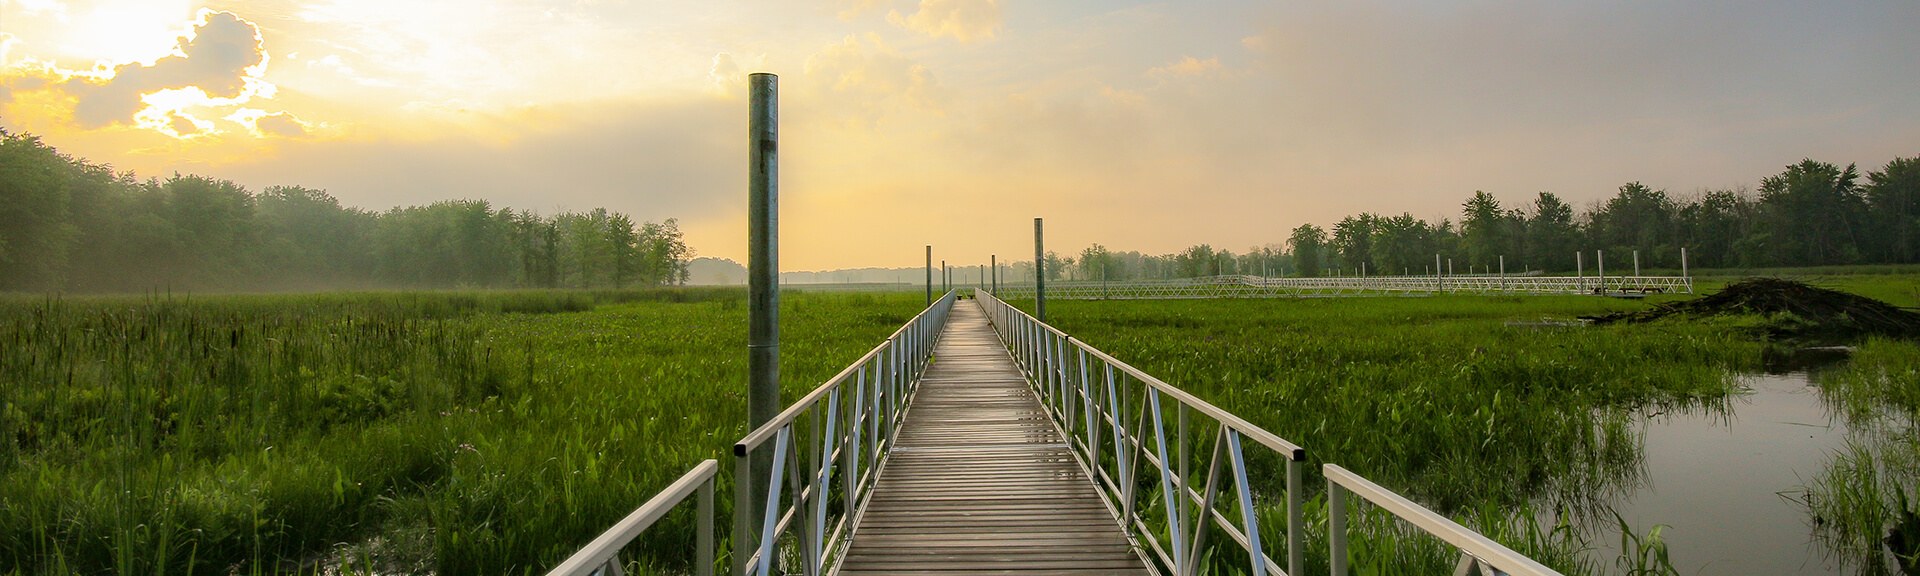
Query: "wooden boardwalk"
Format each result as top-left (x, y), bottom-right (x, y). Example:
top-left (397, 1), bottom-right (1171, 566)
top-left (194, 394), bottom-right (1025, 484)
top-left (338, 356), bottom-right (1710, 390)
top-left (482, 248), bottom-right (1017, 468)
top-left (836, 301), bottom-right (1151, 576)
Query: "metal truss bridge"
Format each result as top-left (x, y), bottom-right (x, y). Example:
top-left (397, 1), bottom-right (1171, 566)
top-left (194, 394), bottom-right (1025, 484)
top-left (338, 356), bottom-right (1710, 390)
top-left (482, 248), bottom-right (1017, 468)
top-left (991, 273), bottom-right (1694, 300)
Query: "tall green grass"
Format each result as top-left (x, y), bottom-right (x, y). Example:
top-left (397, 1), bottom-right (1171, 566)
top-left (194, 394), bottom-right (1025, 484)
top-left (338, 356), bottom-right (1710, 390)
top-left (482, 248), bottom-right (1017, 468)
top-left (0, 288), bottom-right (922, 575)
top-left (1008, 294), bottom-right (1759, 575)
top-left (1800, 338), bottom-right (1920, 574)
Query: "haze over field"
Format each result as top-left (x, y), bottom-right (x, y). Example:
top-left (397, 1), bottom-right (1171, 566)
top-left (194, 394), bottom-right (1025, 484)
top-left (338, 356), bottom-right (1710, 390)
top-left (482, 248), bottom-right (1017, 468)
top-left (2, 0), bottom-right (1916, 270)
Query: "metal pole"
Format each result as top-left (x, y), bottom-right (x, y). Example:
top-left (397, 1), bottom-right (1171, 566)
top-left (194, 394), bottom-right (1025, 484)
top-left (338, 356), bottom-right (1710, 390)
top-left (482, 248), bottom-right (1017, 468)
top-left (942, 260), bottom-right (948, 294)
top-left (1035, 218), bottom-right (1048, 323)
top-left (925, 246), bottom-right (932, 306)
top-left (992, 255), bottom-right (998, 293)
top-left (1576, 252), bottom-right (1584, 292)
top-left (1682, 247), bottom-right (1691, 293)
top-left (1634, 250), bottom-right (1641, 276)
top-left (746, 72), bottom-right (780, 541)
top-left (1435, 253), bottom-right (1443, 293)
top-left (1598, 250), bottom-right (1606, 294)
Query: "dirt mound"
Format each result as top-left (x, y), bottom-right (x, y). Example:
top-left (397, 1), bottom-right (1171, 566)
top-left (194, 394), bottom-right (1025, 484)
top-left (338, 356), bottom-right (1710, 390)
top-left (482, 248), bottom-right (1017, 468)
top-left (1581, 278), bottom-right (1920, 338)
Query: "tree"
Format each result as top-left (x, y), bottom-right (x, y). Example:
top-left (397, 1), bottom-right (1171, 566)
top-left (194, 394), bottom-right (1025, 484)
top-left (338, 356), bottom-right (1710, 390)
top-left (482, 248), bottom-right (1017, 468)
top-left (1527, 192), bottom-right (1578, 272)
top-left (1331, 214), bottom-right (1377, 273)
top-left (1586, 182), bottom-right (1676, 267)
top-left (1675, 189), bottom-right (1755, 268)
top-left (1287, 224), bottom-right (1326, 277)
top-left (1866, 156), bottom-right (1920, 263)
top-left (1459, 191), bottom-right (1508, 268)
top-left (1077, 244), bottom-right (1114, 281)
top-left (1175, 245), bottom-right (1215, 278)
top-left (1758, 159), bottom-right (1865, 266)
top-left (0, 129), bottom-right (79, 290)
top-left (1370, 213), bottom-right (1433, 275)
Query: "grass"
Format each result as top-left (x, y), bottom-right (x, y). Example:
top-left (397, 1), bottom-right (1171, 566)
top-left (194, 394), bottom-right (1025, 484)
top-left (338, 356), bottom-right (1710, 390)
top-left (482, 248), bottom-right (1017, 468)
top-left (1003, 293), bottom-right (1761, 575)
top-left (1800, 338), bottom-right (1920, 574)
top-left (0, 288), bottom-right (925, 575)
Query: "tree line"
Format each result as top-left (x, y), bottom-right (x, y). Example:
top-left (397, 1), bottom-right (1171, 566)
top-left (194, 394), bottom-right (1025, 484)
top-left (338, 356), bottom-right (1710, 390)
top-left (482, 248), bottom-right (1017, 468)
top-left (1029, 156), bottom-right (1916, 282)
top-left (0, 129), bottom-right (691, 292)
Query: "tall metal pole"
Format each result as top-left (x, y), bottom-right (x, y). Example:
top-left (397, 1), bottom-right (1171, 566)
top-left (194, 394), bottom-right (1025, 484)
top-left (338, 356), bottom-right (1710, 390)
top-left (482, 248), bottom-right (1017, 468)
top-left (745, 72), bottom-right (780, 542)
top-left (1034, 218), bottom-right (1048, 323)
top-left (1435, 253), bottom-right (1443, 293)
top-left (1634, 250), bottom-right (1641, 276)
top-left (942, 260), bottom-right (948, 294)
top-left (1576, 252), bottom-right (1584, 292)
top-left (1598, 250), bottom-right (1606, 293)
top-left (925, 246), bottom-right (932, 306)
top-left (991, 255), bottom-right (998, 293)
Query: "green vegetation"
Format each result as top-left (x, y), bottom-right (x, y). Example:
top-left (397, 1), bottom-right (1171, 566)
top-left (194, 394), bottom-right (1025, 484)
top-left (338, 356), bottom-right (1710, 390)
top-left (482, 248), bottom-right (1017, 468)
top-left (0, 288), bottom-right (925, 575)
top-left (1802, 338), bottom-right (1920, 574)
top-left (1011, 293), bottom-right (1760, 575)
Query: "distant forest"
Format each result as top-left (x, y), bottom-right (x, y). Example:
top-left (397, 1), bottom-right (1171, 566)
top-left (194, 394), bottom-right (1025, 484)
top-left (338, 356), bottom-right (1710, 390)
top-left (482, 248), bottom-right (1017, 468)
top-left (1038, 156), bottom-right (1919, 282)
top-left (0, 129), bottom-right (691, 293)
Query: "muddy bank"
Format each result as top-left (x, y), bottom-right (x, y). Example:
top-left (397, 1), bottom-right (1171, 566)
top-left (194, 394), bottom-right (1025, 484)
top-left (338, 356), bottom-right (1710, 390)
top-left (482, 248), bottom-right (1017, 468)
top-left (1582, 278), bottom-right (1920, 339)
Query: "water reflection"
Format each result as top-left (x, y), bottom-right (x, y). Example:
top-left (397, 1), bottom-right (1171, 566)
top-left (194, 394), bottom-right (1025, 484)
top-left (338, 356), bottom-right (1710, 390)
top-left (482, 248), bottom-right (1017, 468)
top-left (1584, 372), bottom-right (1849, 576)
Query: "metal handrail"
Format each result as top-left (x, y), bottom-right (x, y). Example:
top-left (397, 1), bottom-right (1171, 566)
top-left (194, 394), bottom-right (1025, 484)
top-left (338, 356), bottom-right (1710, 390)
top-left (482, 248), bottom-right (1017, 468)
top-left (1326, 464), bottom-right (1563, 576)
top-left (544, 460), bottom-right (719, 576)
top-left (730, 290), bottom-right (958, 576)
top-left (975, 289), bottom-right (1307, 576)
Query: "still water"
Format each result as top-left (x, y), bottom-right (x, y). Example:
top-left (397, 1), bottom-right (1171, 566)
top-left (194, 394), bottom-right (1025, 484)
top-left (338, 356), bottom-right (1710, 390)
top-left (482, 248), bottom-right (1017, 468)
top-left (1591, 373), bottom-right (1847, 575)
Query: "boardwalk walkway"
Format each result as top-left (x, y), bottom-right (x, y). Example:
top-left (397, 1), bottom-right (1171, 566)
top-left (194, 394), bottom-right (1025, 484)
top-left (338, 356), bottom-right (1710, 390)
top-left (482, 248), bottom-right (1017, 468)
top-left (836, 301), bottom-right (1150, 576)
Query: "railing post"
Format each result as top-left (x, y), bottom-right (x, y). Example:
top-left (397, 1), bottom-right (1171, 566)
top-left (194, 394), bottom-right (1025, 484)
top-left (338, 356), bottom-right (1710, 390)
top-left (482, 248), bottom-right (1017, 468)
top-left (1329, 478), bottom-right (1347, 576)
top-left (699, 471), bottom-right (715, 576)
top-left (733, 450), bottom-right (752, 576)
top-left (1288, 454), bottom-right (1303, 576)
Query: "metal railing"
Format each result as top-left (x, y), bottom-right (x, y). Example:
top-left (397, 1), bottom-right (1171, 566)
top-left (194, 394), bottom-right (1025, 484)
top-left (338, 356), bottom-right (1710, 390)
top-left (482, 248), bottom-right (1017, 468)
top-left (543, 460), bottom-right (718, 576)
top-left (730, 289), bottom-right (957, 576)
top-left (1327, 464), bottom-right (1563, 576)
top-left (992, 274), bottom-right (1692, 300)
top-left (976, 289), bottom-right (1308, 576)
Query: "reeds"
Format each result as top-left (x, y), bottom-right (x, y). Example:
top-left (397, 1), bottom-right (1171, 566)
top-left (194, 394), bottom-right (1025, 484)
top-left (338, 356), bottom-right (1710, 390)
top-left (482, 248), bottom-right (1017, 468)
top-left (0, 288), bottom-right (921, 575)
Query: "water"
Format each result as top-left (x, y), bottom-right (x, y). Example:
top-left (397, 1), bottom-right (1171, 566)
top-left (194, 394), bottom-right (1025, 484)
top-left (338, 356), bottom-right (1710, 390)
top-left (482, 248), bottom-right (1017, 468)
top-left (1592, 373), bottom-right (1849, 575)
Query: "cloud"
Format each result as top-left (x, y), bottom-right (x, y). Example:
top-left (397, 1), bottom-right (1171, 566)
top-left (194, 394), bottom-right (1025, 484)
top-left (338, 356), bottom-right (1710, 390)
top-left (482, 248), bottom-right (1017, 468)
top-left (0, 33), bottom-right (19, 64)
top-left (60, 11), bottom-right (269, 128)
top-left (10, 0), bottom-right (67, 21)
top-left (802, 34), bottom-right (940, 116)
top-left (705, 52), bottom-right (766, 97)
top-left (254, 111), bottom-right (307, 137)
top-left (887, 0), bottom-right (1001, 43)
top-left (215, 98), bottom-right (741, 225)
top-left (1147, 56), bottom-right (1225, 81)
top-left (838, 0), bottom-right (892, 20)
top-left (166, 112), bottom-right (205, 136)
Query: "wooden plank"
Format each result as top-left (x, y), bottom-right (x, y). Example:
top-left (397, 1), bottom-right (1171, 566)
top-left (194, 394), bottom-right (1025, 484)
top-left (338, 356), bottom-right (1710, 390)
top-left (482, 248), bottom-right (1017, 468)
top-left (836, 302), bottom-right (1150, 576)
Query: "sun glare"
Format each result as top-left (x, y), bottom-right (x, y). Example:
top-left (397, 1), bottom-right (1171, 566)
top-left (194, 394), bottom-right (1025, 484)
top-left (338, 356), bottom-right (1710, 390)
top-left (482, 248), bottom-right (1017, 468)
top-left (60, 1), bottom-right (197, 66)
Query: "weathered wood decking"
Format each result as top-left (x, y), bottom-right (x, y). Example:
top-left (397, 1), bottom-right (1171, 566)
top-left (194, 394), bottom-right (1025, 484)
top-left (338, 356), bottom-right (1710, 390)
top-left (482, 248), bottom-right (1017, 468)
top-left (836, 302), bottom-right (1150, 576)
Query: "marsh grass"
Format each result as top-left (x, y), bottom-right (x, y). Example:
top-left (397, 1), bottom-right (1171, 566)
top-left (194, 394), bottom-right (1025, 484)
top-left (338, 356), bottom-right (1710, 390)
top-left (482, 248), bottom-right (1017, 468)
top-left (1799, 338), bottom-right (1920, 574)
top-left (0, 288), bottom-right (922, 575)
top-left (1004, 293), bottom-right (1760, 574)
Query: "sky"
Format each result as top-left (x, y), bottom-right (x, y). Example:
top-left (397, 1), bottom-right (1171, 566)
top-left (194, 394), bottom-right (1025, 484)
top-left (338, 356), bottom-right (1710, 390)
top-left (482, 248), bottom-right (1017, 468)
top-left (2, 0), bottom-right (1916, 271)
